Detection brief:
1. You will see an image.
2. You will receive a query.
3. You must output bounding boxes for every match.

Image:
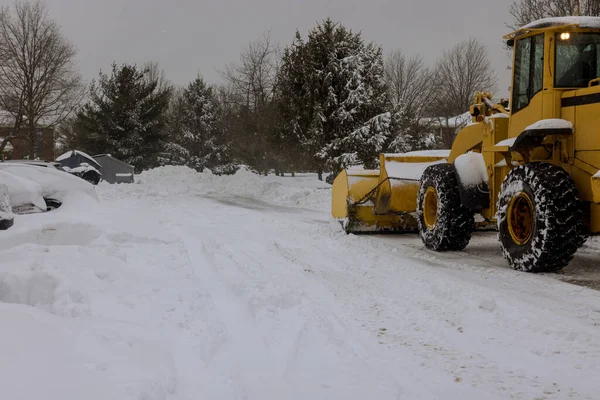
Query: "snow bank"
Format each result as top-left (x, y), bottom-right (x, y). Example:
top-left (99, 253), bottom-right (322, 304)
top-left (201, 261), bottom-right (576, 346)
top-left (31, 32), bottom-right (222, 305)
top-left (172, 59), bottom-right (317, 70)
top-left (526, 118), bottom-right (573, 131)
top-left (115, 166), bottom-right (331, 210)
top-left (455, 153), bottom-right (488, 186)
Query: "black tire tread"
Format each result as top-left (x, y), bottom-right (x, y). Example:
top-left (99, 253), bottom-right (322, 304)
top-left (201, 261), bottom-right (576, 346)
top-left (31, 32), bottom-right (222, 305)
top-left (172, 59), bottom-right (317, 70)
top-left (496, 162), bottom-right (584, 273)
top-left (417, 164), bottom-right (474, 251)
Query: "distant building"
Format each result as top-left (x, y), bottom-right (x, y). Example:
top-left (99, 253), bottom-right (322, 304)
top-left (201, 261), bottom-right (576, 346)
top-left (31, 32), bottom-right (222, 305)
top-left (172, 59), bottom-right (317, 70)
top-left (93, 154), bottom-right (134, 184)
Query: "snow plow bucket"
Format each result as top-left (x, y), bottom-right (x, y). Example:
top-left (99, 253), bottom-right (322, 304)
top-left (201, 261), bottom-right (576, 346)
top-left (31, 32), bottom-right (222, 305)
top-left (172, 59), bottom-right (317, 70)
top-left (331, 152), bottom-right (449, 233)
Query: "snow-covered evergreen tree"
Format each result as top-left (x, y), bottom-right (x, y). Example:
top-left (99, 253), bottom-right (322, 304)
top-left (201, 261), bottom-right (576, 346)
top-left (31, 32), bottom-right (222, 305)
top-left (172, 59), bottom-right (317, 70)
top-left (76, 63), bottom-right (172, 172)
top-left (278, 19), bottom-right (390, 177)
top-left (161, 76), bottom-right (236, 174)
top-left (386, 101), bottom-right (437, 154)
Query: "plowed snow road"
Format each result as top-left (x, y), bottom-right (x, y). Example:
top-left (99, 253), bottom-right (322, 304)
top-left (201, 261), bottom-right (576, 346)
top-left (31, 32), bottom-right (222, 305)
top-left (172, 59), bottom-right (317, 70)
top-left (1, 167), bottom-right (599, 400)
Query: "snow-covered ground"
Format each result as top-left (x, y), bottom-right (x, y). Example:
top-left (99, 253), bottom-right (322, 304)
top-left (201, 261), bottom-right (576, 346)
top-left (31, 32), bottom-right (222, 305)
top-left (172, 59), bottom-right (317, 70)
top-left (1, 166), bottom-right (600, 400)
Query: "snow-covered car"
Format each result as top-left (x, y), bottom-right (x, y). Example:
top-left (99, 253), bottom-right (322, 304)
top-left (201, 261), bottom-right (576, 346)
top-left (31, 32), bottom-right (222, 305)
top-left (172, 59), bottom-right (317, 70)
top-left (55, 150), bottom-right (103, 185)
top-left (0, 159), bottom-right (66, 170)
top-left (0, 183), bottom-right (14, 230)
top-left (0, 162), bottom-right (98, 214)
top-left (61, 163), bottom-right (102, 185)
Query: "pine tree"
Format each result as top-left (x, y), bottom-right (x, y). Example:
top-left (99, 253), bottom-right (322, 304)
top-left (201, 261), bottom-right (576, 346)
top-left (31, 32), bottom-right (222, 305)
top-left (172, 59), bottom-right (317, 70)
top-left (76, 63), bottom-right (172, 171)
top-left (159, 87), bottom-right (190, 167)
top-left (161, 76), bottom-right (236, 174)
top-left (278, 19), bottom-right (391, 178)
top-left (386, 101), bottom-right (436, 153)
top-left (277, 32), bottom-right (312, 174)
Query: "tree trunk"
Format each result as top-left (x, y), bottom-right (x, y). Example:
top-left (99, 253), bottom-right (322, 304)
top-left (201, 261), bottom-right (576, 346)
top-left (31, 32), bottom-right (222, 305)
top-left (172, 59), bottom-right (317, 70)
top-left (28, 124), bottom-right (36, 159)
top-left (317, 168), bottom-right (323, 181)
top-left (291, 171), bottom-right (295, 177)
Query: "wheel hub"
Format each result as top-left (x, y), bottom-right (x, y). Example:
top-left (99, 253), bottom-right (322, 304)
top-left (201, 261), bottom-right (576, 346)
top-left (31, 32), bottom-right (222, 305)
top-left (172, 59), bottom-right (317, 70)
top-left (507, 192), bottom-right (535, 245)
top-left (423, 186), bottom-right (438, 229)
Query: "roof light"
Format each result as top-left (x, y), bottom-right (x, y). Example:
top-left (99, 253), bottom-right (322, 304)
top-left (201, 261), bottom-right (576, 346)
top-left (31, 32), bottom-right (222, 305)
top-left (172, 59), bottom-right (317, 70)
top-left (560, 32), bottom-right (571, 40)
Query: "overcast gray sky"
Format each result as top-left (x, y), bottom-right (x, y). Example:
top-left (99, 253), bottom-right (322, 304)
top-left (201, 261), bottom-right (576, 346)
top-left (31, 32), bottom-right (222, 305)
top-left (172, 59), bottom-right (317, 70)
top-left (43, 0), bottom-right (514, 98)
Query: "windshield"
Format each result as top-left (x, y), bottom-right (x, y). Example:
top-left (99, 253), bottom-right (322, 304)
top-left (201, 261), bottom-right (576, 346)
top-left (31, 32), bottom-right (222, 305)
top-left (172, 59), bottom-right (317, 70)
top-left (555, 32), bottom-right (600, 87)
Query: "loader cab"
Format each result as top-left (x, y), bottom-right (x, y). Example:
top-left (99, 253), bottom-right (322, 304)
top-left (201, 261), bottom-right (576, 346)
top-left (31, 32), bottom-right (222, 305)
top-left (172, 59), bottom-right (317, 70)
top-left (506, 17), bottom-right (600, 138)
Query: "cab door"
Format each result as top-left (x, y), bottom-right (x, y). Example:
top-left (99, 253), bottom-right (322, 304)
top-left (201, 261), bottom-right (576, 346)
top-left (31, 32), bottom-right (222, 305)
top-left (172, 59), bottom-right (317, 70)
top-left (509, 33), bottom-right (545, 137)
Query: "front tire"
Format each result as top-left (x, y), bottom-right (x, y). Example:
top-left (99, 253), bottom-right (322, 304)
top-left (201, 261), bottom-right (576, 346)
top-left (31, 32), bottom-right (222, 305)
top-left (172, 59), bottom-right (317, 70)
top-left (496, 163), bottom-right (583, 273)
top-left (417, 164), bottom-right (474, 251)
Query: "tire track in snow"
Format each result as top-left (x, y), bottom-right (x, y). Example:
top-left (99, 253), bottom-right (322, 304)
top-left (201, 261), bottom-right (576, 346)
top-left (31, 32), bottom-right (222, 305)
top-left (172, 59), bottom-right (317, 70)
top-left (172, 226), bottom-right (295, 399)
top-left (183, 205), bottom-right (514, 400)
top-left (163, 202), bottom-right (420, 399)
top-left (258, 218), bottom-right (600, 399)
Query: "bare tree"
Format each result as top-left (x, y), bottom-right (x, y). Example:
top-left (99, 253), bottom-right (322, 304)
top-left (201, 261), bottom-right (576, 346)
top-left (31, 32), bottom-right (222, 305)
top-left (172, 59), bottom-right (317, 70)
top-left (509, 0), bottom-right (600, 29)
top-left (143, 61), bottom-right (171, 92)
top-left (220, 31), bottom-right (279, 111)
top-left (428, 38), bottom-right (498, 147)
top-left (218, 32), bottom-right (280, 175)
top-left (0, 0), bottom-right (84, 158)
top-left (385, 50), bottom-right (434, 117)
top-left (383, 50), bottom-right (438, 151)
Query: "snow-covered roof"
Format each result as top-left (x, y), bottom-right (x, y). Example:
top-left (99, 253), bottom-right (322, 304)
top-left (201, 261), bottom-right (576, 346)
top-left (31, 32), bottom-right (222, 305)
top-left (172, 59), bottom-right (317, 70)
top-left (93, 154), bottom-right (134, 169)
top-left (56, 150), bottom-right (96, 163)
top-left (520, 16), bottom-right (600, 31)
top-left (56, 150), bottom-right (103, 169)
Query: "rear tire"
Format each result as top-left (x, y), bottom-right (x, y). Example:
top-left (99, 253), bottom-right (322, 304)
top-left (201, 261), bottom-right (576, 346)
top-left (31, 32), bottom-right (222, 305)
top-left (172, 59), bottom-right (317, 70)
top-left (417, 164), bottom-right (474, 251)
top-left (496, 163), bottom-right (582, 273)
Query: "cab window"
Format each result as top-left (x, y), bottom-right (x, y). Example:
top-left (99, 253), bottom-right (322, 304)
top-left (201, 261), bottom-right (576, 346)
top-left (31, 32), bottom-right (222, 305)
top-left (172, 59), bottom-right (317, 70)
top-left (512, 34), bottom-right (544, 114)
top-left (555, 33), bottom-right (600, 88)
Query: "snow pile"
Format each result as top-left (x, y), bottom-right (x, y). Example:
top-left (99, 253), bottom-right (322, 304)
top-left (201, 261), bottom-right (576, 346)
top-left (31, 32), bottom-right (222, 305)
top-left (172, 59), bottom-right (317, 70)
top-left (526, 118), bottom-right (573, 131)
top-left (455, 153), bottom-right (488, 186)
top-left (110, 166), bottom-right (332, 210)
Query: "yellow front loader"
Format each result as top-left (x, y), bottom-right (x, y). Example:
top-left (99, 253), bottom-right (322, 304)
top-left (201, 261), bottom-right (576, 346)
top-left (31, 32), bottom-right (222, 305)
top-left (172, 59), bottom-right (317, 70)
top-left (332, 16), bottom-right (600, 273)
